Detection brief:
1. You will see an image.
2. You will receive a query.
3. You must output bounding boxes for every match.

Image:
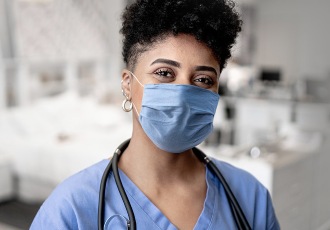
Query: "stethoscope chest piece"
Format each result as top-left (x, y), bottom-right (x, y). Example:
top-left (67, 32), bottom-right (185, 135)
top-left (104, 214), bottom-right (130, 230)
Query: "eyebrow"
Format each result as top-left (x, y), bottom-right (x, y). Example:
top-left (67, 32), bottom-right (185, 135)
top-left (151, 58), bottom-right (181, 67)
top-left (195, 66), bottom-right (218, 76)
top-left (151, 58), bottom-right (218, 76)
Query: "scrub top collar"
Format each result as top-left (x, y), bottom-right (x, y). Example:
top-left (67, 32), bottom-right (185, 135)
top-left (118, 167), bottom-right (217, 230)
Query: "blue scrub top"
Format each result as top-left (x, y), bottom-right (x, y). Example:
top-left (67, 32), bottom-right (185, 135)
top-left (30, 159), bottom-right (280, 229)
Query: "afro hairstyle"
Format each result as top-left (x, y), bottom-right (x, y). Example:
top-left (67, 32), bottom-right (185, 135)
top-left (121, 0), bottom-right (242, 71)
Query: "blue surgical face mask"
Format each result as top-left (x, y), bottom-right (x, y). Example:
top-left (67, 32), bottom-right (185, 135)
top-left (129, 71), bottom-right (220, 153)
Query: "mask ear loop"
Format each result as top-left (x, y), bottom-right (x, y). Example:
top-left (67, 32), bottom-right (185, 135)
top-left (128, 71), bottom-right (144, 88)
top-left (127, 71), bottom-right (144, 117)
top-left (132, 102), bottom-right (140, 117)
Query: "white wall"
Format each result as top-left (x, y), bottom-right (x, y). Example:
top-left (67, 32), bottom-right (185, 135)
top-left (0, 0), bottom-right (15, 58)
top-left (103, 0), bottom-right (126, 96)
top-left (254, 0), bottom-right (330, 83)
top-left (0, 0), bottom-right (127, 106)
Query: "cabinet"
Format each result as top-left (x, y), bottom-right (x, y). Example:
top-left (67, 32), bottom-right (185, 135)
top-left (271, 152), bottom-right (315, 230)
top-left (201, 143), bottom-right (323, 230)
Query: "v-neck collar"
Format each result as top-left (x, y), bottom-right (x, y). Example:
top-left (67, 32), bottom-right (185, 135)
top-left (118, 167), bottom-right (216, 230)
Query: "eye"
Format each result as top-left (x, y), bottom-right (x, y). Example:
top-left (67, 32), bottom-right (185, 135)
top-left (194, 76), bottom-right (215, 87)
top-left (153, 68), bottom-right (175, 82)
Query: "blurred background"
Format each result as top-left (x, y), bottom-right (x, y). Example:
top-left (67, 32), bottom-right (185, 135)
top-left (0, 0), bottom-right (329, 229)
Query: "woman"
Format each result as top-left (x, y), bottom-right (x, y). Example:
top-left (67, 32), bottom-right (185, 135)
top-left (31, 0), bottom-right (280, 229)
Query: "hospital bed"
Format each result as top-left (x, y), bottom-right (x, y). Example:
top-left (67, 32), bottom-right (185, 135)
top-left (0, 57), bottom-right (129, 202)
top-left (0, 90), bottom-right (132, 203)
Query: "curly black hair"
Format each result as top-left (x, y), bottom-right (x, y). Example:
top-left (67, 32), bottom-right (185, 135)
top-left (121, 0), bottom-right (242, 72)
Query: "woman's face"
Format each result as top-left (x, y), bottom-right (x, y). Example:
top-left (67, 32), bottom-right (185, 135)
top-left (122, 34), bottom-right (220, 116)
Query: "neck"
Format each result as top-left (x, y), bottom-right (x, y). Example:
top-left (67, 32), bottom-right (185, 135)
top-left (116, 121), bottom-right (207, 230)
top-left (117, 127), bottom-right (205, 188)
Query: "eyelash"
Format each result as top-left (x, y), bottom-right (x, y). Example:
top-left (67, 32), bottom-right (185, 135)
top-left (153, 68), bottom-right (215, 87)
top-left (154, 68), bottom-right (174, 78)
top-left (194, 77), bottom-right (214, 86)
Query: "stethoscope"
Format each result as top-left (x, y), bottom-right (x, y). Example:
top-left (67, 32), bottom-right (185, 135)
top-left (98, 139), bottom-right (251, 230)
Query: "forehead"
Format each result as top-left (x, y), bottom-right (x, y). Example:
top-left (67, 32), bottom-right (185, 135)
top-left (134, 34), bottom-right (220, 72)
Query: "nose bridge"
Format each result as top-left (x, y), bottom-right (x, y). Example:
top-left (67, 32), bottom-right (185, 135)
top-left (175, 71), bottom-right (192, 85)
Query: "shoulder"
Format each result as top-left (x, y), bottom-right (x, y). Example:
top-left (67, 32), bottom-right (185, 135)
top-left (209, 157), bottom-right (268, 208)
top-left (210, 158), bottom-right (263, 190)
top-left (30, 159), bottom-right (110, 229)
top-left (209, 157), bottom-right (280, 229)
top-left (50, 159), bottom-right (109, 201)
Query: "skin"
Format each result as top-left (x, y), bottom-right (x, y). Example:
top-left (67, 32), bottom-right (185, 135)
top-left (119, 34), bottom-right (220, 230)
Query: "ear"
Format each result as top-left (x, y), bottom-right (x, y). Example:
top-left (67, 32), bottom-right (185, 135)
top-left (121, 69), bottom-right (132, 100)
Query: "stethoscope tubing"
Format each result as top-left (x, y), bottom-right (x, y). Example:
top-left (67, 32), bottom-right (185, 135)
top-left (208, 157), bottom-right (251, 229)
top-left (111, 147), bottom-right (136, 229)
top-left (98, 139), bottom-right (132, 230)
top-left (98, 139), bottom-right (251, 230)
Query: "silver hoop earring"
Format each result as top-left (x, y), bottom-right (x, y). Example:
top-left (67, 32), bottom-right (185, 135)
top-left (122, 98), bottom-right (133, 112)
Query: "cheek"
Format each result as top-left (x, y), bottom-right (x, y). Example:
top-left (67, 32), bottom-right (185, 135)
top-left (212, 84), bottom-right (219, 94)
top-left (131, 83), bottom-right (144, 112)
